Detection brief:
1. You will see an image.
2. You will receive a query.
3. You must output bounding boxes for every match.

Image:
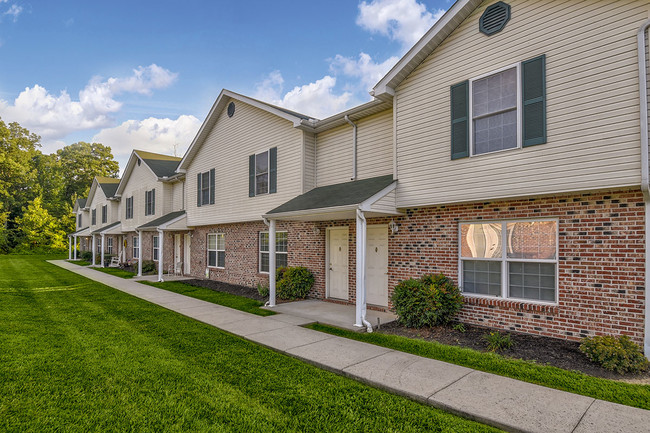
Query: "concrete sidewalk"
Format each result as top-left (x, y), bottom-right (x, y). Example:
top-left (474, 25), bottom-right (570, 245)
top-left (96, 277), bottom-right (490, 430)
top-left (52, 260), bottom-right (650, 433)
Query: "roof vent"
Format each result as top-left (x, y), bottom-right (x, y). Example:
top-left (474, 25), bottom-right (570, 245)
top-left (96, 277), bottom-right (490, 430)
top-left (479, 2), bottom-right (510, 36)
top-left (227, 101), bottom-right (236, 118)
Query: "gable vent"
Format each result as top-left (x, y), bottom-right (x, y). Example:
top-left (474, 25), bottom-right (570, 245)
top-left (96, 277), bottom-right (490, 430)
top-left (479, 2), bottom-right (510, 36)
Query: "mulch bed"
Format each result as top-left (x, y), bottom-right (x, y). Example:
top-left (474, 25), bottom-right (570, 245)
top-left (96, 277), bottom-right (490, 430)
top-left (379, 321), bottom-right (650, 381)
top-left (182, 279), bottom-right (268, 302)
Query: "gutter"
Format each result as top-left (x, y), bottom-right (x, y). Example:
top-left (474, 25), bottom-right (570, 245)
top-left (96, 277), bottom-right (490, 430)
top-left (344, 115), bottom-right (358, 181)
top-left (638, 19), bottom-right (650, 356)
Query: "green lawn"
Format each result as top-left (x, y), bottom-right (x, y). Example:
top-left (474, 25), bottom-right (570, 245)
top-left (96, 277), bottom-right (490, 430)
top-left (0, 255), bottom-right (498, 432)
top-left (307, 324), bottom-right (650, 410)
top-left (92, 266), bottom-right (136, 279)
top-left (141, 280), bottom-right (275, 317)
top-left (68, 259), bottom-right (91, 266)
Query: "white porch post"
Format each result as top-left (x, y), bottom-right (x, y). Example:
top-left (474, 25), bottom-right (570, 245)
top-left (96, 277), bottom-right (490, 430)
top-left (68, 236), bottom-right (72, 260)
top-left (73, 235), bottom-right (78, 260)
top-left (100, 234), bottom-right (105, 268)
top-left (137, 230), bottom-right (143, 277)
top-left (92, 235), bottom-right (97, 266)
top-left (158, 230), bottom-right (164, 282)
top-left (269, 219), bottom-right (276, 307)
top-left (355, 209), bottom-right (367, 327)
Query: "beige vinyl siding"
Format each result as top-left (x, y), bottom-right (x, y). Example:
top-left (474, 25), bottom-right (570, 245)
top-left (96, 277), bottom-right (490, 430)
top-left (303, 132), bottom-right (316, 192)
top-left (171, 180), bottom-right (184, 212)
top-left (316, 109), bottom-right (394, 187)
top-left (370, 190), bottom-right (397, 214)
top-left (185, 100), bottom-right (304, 226)
top-left (395, 0), bottom-right (648, 208)
top-left (88, 188), bottom-right (115, 231)
top-left (120, 163), bottom-right (165, 232)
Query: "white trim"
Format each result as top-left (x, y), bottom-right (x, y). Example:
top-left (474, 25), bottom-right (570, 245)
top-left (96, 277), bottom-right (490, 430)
top-left (359, 181), bottom-right (397, 210)
top-left (132, 236), bottom-right (140, 260)
top-left (254, 149), bottom-right (270, 196)
top-left (458, 218), bottom-right (559, 305)
top-left (152, 235), bottom-right (160, 261)
top-left (206, 233), bottom-right (225, 269)
top-left (325, 226), bottom-right (349, 301)
top-left (258, 230), bottom-right (287, 274)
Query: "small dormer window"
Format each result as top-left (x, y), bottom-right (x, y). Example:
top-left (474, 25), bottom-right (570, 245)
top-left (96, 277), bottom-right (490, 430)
top-left (479, 2), bottom-right (510, 36)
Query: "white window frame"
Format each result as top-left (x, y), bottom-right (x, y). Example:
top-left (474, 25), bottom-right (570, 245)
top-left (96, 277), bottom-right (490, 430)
top-left (92, 208), bottom-right (96, 225)
top-left (106, 237), bottom-right (113, 254)
top-left (206, 233), bottom-right (225, 268)
top-left (259, 231), bottom-right (287, 274)
top-left (468, 62), bottom-right (522, 157)
top-left (133, 236), bottom-right (139, 258)
top-left (101, 205), bottom-right (107, 224)
top-left (458, 218), bottom-right (559, 305)
top-left (77, 213), bottom-right (82, 228)
top-left (153, 235), bottom-right (159, 261)
top-left (254, 150), bottom-right (270, 196)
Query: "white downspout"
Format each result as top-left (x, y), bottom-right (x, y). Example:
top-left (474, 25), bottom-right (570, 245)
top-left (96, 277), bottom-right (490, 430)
top-left (73, 235), bottom-right (78, 260)
top-left (637, 19), bottom-right (650, 356)
top-left (101, 233), bottom-right (105, 268)
top-left (355, 209), bottom-right (373, 332)
top-left (92, 235), bottom-right (97, 266)
top-left (68, 236), bottom-right (72, 260)
top-left (158, 229), bottom-right (164, 282)
top-left (137, 230), bottom-right (143, 277)
top-left (344, 115), bottom-right (358, 181)
top-left (269, 219), bottom-right (276, 307)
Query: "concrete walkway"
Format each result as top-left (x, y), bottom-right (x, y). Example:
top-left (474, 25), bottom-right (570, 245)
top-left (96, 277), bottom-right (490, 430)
top-left (52, 260), bottom-right (650, 433)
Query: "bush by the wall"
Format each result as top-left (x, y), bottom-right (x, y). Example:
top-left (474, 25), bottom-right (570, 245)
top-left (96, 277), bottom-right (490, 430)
top-left (257, 283), bottom-right (269, 298)
top-left (141, 260), bottom-right (156, 274)
top-left (391, 273), bottom-right (463, 328)
top-left (80, 251), bottom-right (93, 262)
top-left (580, 335), bottom-right (648, 374)
top-left (276, 266), bottom-right (314, 300)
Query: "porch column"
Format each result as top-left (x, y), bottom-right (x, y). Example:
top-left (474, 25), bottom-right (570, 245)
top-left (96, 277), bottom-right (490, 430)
top-left (68, 236), bottom-right (72, 260)
top-left (355, 209), bottom-right (367, 327)
top-left (269, 219), bottom-right (276, 307)
top-left (73, 235), bottom-right (78, 260)
top-left (92, 235), bottom-right (97, 266)
top-left (100, 234), bottom-right (106, 268)
top-left (158, 229), bottom-right (164, 282)
top-left (137, 230), bottom-right (143, 277)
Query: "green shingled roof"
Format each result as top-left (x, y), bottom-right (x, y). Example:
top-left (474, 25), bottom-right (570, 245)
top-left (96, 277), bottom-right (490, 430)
top-left (91, 221), bottom-right (120, 235)
top-left (141, 158), bottom-right (181, 178)
top-left (137, 211), bottom-right (186, 229)
top-left (266, 175), bottom-right (395, 215)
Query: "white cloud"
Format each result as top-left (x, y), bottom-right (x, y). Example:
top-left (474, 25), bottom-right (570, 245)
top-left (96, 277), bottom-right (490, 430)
top-left (330, 52), bottom-right (400, 91)
top-left (3, 4), bottom-right (22, 22)
top-left (0, 64), bottom-right (178, 140)
top-left (254, 73), bottom-right (352, 119)
top-left (92, 115), bottom-right (201, 163)
top-left (357, 0), bottom-right (445, 51)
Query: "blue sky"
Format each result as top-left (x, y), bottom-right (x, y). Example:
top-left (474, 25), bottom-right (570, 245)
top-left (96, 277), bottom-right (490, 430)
top-left (0, 0), bottom-right (450, 170)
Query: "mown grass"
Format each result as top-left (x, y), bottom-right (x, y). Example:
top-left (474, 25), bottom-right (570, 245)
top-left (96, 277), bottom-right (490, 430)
top-left (306, 323), bottom-right (650, 410)
top-left (141, 280), bottom-right (275, 317)
top-left (92, 266), bottom-right (136, 279)
top-left (0, 255), bottom-right (500, 432)
top-left (69, 259), bottom-right (91, 266)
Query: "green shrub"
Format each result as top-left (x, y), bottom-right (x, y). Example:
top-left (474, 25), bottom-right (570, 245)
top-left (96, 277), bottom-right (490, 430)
top-left (80, 251), bottom-right (93, 262)
top-left (390, 273), bottom-right (463, 328)
top-left (276, 266), bottom-right (314, 300)
top-left (257, 283), bottom-right (269, 298)
top-left (453, 323), bottom-right (466, 333)
top-left (484, 331), bottom-right (514, 352)
top-left (580, 335), bottom-right (649, 374)
top-left (141, 260), bottom-right (156, 274)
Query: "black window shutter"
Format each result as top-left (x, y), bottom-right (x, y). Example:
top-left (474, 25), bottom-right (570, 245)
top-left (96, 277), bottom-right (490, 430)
top-left (450, 81), bottom-right (470, 160)
top-left (522, 54), bottom-right (547, 147)
top-left (144, 191), bottom-right (148, 216)
top-left (209, 168), bottom-right (215, 204)
top-left (152, 189), bottom-right (155, 215)
top-left (269, 147), bottom-right (277, 194)
top-left (248, 155), bottom-right (255, 197)
top-left (197, 173), bottom-right (202, 207)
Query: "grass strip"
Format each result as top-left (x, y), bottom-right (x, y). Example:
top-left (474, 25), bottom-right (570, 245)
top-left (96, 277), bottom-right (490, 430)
top-left (68, 259), bottom-right (91, 266)
top-left (92, 266), bottom-right (136, 279)
top-left (306, 323), bottom-right (650, 410)
top-left (0, 255), bottom-right (499, 432)
top-left (141, 280), bottom-right (275, 316)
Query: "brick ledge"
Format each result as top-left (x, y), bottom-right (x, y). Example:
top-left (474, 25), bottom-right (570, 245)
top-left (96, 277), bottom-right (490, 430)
top-left (463, 296), bottom-right (559, 314)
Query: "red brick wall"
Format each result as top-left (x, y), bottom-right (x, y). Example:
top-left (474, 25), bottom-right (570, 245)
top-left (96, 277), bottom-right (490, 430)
top-left (387, 188), bottom-right (645, 344)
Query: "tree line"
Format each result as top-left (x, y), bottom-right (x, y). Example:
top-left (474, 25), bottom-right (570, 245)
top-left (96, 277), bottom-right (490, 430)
top-left (0, 117), bottom-right (119, 253)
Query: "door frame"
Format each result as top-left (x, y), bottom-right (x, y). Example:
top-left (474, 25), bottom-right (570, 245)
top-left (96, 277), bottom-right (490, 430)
top-left (365, 224), bottom-right (389, 307)
top-left (326, 226), bottom-right (349, 300)
top-left (183, 233), bottom-right (191, 275)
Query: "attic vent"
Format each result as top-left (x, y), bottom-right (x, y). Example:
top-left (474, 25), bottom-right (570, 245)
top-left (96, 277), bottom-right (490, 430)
top-left (479, 2), bottom-right (510, 36)
top-left (227, 102), bottom-right (236, 117)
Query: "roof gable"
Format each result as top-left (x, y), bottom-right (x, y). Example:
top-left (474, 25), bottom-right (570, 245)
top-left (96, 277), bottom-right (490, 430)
top-left (116, 150), bottom-right (182, 196)
top-left (86, 176), bottom-right (119, 205)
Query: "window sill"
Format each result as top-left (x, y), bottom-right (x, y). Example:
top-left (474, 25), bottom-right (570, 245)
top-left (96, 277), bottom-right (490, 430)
top-left (207, 266), bottom-right (225, 270)
top-left (462, 295), bottom-right (558, 314)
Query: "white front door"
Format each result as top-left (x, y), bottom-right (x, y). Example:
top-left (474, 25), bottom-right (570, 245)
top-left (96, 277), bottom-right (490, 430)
top-left (183, 233), bottom-right (191, 275)
top-left (174, 234), bottom-right (181, 268)
top-left (328, 227), bottom-right (349, 300)
top-left (366, 225), bottom-right (389, 306)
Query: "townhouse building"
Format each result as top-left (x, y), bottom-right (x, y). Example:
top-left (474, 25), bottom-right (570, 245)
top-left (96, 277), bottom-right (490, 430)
top-left (69, 0), bottom-right (650, 354)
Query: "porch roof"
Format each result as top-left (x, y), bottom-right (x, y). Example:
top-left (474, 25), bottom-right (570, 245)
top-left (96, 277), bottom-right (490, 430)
top-left (264, 175), bottom-right (400, 221)
top-left (70, 226), bottom-right (91, 236)
top-left (137, 210), bottom-right (188, 231)
top-left (91, 221), bottom-right (121, 235)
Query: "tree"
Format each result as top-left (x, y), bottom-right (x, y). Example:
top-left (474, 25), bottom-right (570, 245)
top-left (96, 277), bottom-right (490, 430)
top-left (56, 142), bottom-right (119, 203)
top-left (14, 196), bottom-right (66, 252)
